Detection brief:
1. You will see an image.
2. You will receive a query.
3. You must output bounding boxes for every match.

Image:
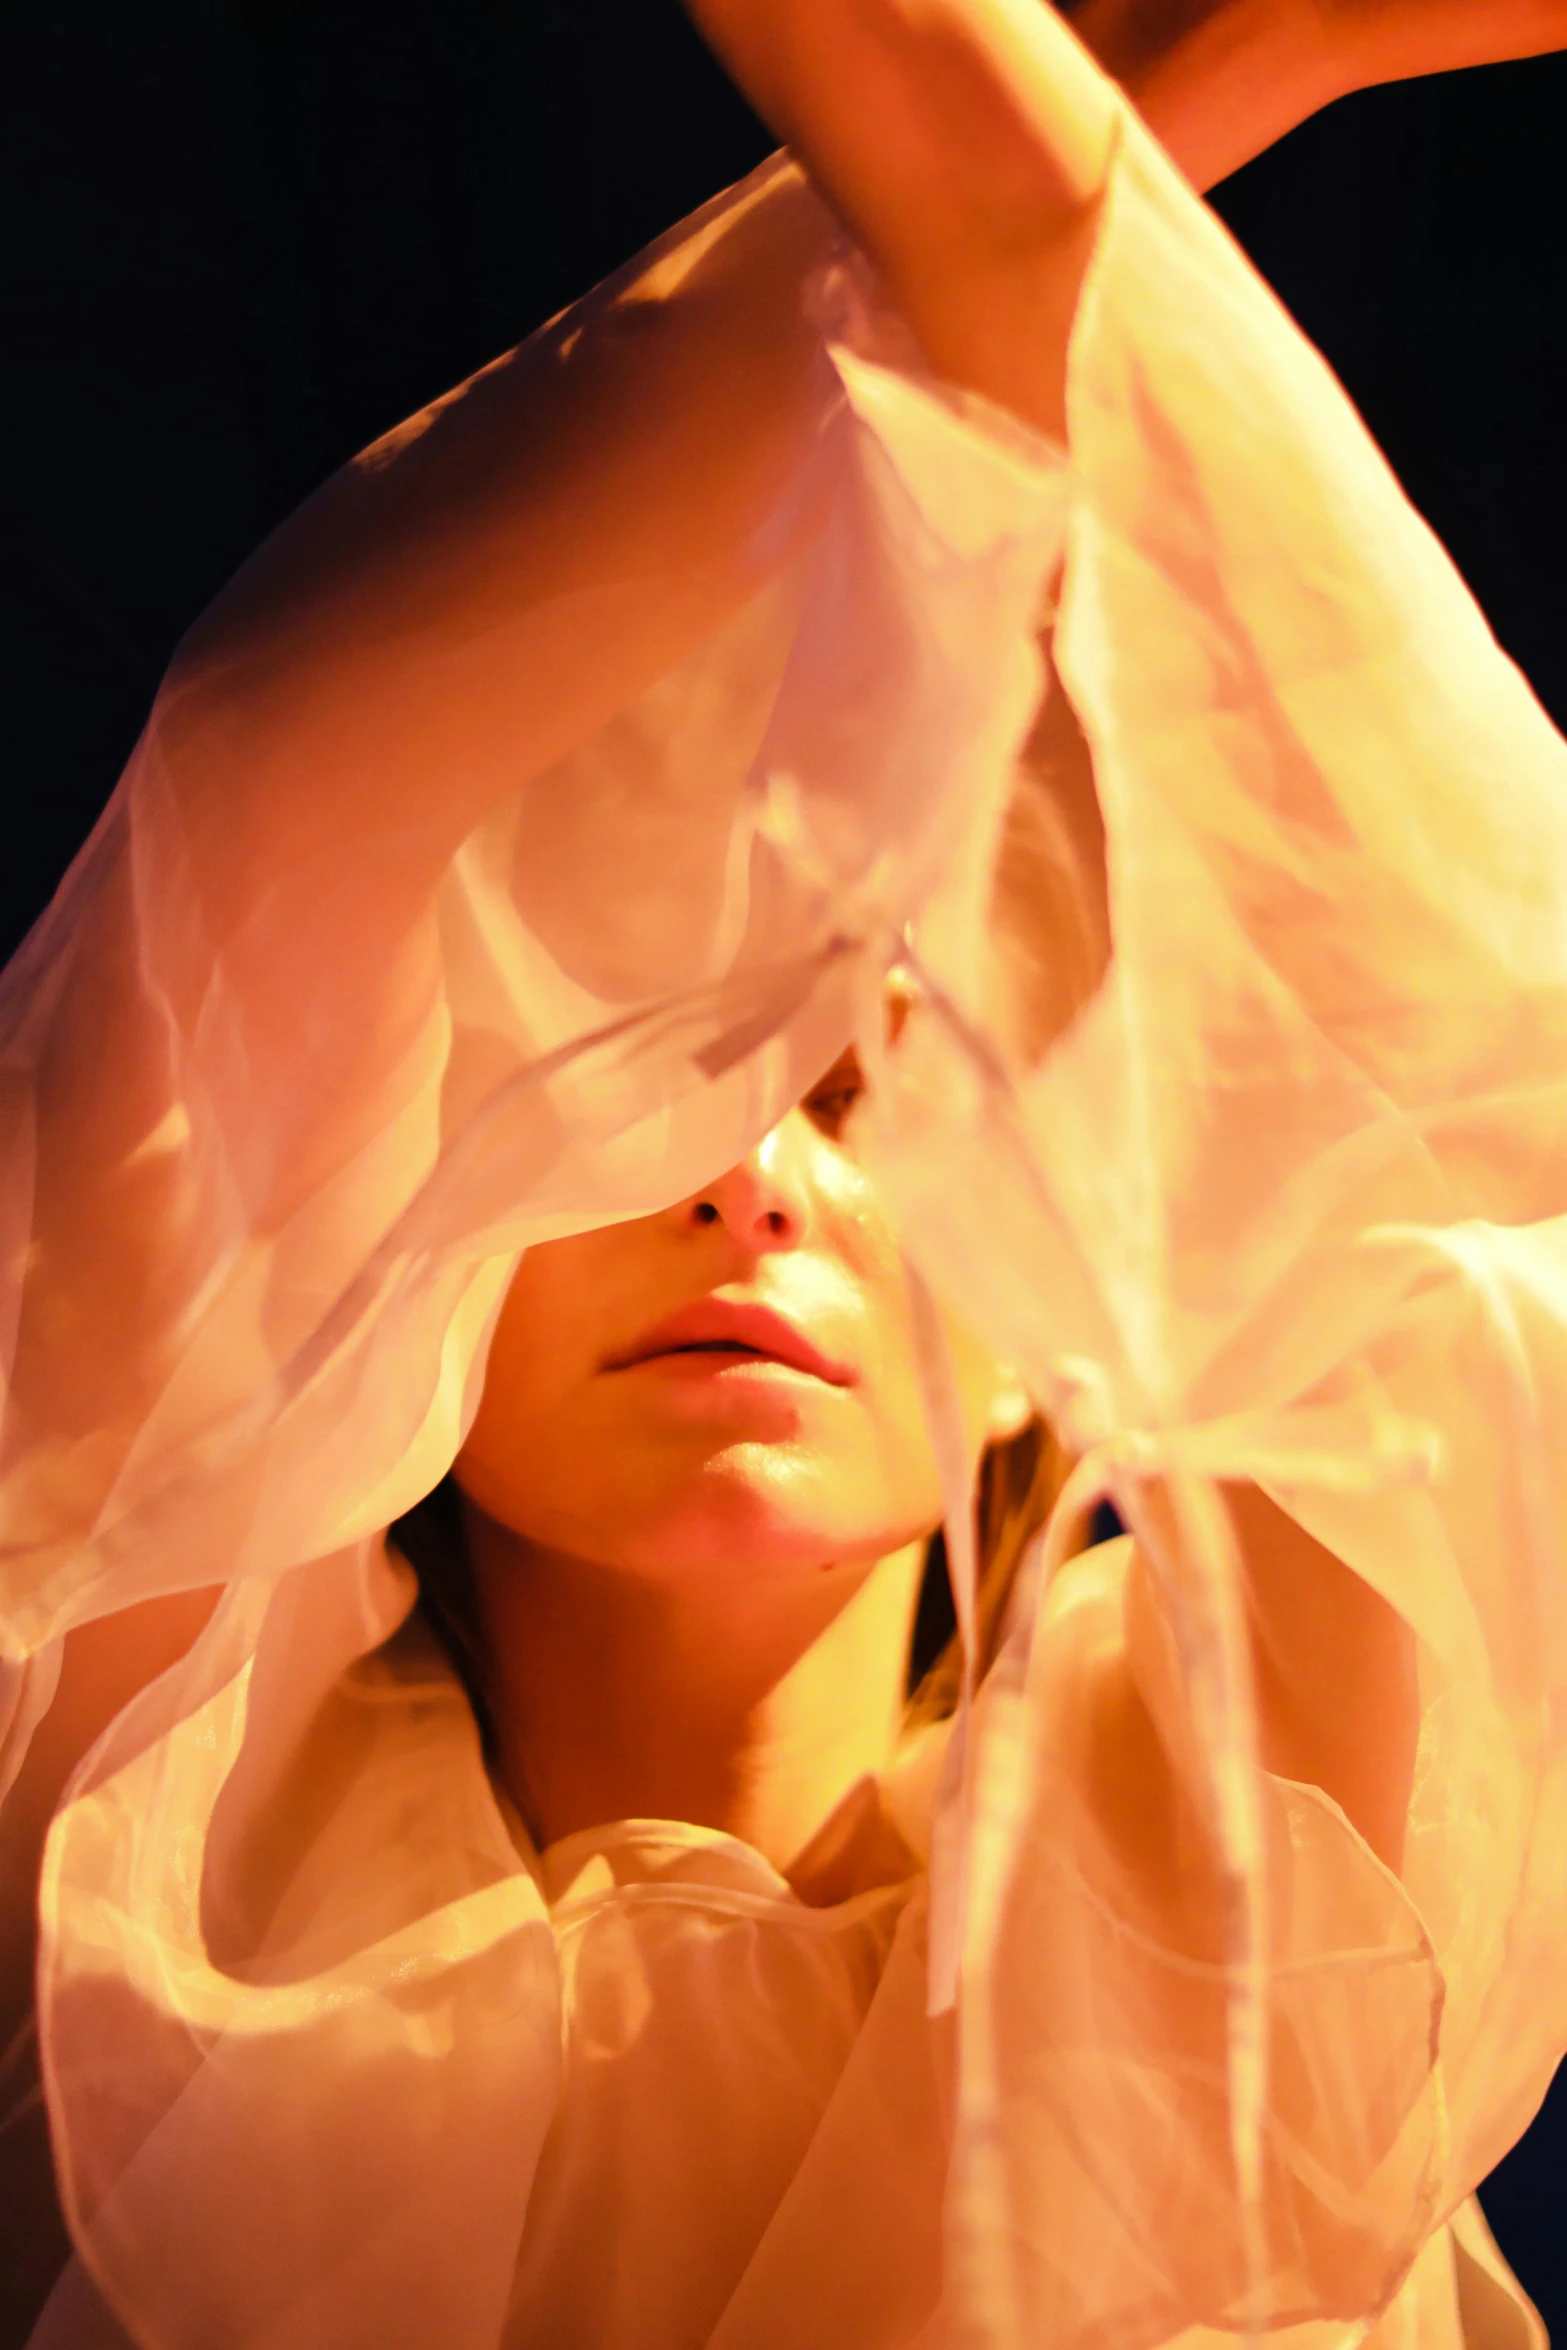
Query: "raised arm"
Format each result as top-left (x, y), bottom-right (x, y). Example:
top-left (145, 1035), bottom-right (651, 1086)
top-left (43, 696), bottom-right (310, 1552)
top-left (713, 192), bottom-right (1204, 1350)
top-left (682, 0), bottom-right (1119, 435)
top-left (159, 168), bottom-right (836, 946)
top-left (110, 0), bottom-right (1567, 967)
top-left (0, 2), bottom-right (1126, 1659)
top-left (178, 0), bottom-right (1122, 907)
top-left (1071, 0), bottom-right (1567, 190)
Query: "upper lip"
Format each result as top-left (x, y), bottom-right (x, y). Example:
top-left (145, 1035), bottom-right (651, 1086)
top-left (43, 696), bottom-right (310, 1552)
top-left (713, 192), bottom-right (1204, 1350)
top-left (605, 1299), bottom-right (855, 1385)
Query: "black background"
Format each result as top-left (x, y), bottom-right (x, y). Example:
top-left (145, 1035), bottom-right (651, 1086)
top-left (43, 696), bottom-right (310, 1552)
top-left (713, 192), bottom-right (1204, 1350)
top-left (2, 0), bottom-right (1564, 2323)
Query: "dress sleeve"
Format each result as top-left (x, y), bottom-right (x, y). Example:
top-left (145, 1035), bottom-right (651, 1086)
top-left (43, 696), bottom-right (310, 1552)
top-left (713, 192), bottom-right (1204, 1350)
top-left (0, 152), bottom-right (1070, 1681)
top-left (1, 156), bottom-right (1072, 2350)
top-left (857, 115), bottom-right (1567, 2350)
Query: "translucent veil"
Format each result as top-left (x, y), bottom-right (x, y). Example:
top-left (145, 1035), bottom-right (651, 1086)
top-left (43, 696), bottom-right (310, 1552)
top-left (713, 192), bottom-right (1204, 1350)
top-left (4, 99), bottom-right (1567, 2350)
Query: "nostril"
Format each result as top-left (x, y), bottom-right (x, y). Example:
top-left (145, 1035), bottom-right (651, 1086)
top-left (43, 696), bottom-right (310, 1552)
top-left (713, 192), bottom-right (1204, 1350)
top-left (684, 1183), bottom-right (799, 1242)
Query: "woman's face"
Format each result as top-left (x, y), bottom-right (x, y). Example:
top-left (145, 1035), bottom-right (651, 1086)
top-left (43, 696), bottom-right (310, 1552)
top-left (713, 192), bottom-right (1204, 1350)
top-left (456, 1048), bottom-right (1028, 1583)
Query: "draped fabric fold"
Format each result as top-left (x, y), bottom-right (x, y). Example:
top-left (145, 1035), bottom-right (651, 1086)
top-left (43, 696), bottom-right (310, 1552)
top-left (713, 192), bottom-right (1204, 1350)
top-left (2, 102), bottom-right (1565, 2350)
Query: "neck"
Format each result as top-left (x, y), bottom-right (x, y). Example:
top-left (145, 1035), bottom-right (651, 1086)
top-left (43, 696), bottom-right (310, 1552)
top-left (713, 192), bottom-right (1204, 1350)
top-left (462, 1504), bottom-right (925, 1877)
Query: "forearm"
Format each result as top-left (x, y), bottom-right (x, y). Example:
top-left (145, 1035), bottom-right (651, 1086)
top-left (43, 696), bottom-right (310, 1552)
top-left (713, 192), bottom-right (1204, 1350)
top-left (160, 0), bottom-right (1128, 967)
top-left (685, 0), bottom-right (1122, 436)
top-left (4, 166), bottom-right (847, 1538)
top-left (1071, 0), bottom-right (1567, 191)
top-left (1069, 0), bottom-right (1348, 188)
top-left (165, 165), bottom-right (837, 939)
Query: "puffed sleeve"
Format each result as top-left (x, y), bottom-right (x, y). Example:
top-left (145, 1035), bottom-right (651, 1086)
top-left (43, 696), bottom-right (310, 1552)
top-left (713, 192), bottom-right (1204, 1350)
top-left (2, 157), bottom-right (1073, 2348)
top-left (855, 114), bottom-right (1567, 2350)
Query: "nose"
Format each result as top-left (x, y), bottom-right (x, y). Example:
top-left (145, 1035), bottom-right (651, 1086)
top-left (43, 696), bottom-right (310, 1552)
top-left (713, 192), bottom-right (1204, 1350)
top-left (682, 1118), bottom-right (810, 1254)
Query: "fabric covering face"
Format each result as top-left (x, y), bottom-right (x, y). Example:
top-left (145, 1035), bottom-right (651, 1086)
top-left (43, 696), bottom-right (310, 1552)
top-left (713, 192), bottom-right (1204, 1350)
top-left (2, 89), bottom-right (1566, 2350)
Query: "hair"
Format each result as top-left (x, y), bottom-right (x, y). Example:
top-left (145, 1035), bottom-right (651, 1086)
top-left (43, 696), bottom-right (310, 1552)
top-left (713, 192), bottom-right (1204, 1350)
top-left (389, 1412), bottom-right (1072, 1758)
top-left (391, 1474), bottom-right (496, 1751)
top-left (902, 1412), bottom-right (1072, 1725)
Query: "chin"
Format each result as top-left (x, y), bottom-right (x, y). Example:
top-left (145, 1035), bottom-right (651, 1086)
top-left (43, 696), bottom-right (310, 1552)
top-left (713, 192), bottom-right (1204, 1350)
top-left (610, 1443), bottom-right (921, 1582)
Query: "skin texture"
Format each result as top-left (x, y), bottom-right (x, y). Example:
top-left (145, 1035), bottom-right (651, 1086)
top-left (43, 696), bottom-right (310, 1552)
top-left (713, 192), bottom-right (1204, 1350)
top-left (1068, 0), bottom-right (1567, 190)
top-left (681, 0), bottom-right (1121, 437)
top-left (456, 1046), bottom-right (1030, 1872)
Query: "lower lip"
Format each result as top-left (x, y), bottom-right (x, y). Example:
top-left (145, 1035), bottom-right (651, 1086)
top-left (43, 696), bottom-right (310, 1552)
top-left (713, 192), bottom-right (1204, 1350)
top-left (620, 1350), bottom-right (842, 1385)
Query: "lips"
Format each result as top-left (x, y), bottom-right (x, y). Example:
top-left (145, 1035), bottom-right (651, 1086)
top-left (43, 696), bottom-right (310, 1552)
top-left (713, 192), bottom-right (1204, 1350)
top-left (604, 1299), bottom-right (855, 1386)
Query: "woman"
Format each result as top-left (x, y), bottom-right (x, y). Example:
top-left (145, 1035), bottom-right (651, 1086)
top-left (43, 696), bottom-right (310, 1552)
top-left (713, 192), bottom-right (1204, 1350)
top-left (5, 0), bottom-right (1567, 2343)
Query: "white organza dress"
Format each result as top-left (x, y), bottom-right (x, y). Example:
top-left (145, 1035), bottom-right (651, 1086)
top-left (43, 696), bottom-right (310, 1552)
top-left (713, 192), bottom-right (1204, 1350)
top-left (3, 91), bottom-right (1566, 2350)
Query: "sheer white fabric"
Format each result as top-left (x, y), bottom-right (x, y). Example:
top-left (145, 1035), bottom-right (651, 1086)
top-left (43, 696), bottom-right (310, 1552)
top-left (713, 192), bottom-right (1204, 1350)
top-left (3, 93), bottom-right (1566, 2350)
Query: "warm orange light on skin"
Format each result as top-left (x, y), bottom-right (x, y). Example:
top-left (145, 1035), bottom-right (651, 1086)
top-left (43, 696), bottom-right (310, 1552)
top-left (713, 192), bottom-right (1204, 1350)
top-left (455, 1042), bottom-right (1031, 1873)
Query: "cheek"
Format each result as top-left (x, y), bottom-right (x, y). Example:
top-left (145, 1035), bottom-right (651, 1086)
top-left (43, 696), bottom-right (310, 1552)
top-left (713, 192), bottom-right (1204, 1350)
top-left (454, 1240), bottom-right (618, 1532)
top-left (832, 1163), bottom-right (1014, 1465)
top-left (801, 1166), bottom-right (967, 1523)
top-left (824, 1160), bottom-right (1000, 1461)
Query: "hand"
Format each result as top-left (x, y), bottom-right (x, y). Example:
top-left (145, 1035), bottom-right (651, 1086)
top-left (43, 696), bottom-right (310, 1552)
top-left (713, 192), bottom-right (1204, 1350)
top-left (1064, 0), bottom-right (1567, 187)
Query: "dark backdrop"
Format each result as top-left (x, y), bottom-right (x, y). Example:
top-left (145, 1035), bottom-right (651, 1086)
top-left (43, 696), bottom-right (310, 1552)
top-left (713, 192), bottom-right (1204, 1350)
top-left (2, 0), bottom-right (1564, 2324)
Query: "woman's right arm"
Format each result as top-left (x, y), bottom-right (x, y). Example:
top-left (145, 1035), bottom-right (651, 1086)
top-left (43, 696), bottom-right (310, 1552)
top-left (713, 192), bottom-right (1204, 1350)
top-left (157, 166), bottom-right (837, 953)
top-left (59, 0), bottom-right (1567, 1051)
top-left (0, 0), bottom-right (1137, 1671)
top-left (173, 0), bottom-right (1125, 956)
top-left (681, 0), bottom-right (1119, 438)
top-left (0, 163), bottom-right (847, 1596)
